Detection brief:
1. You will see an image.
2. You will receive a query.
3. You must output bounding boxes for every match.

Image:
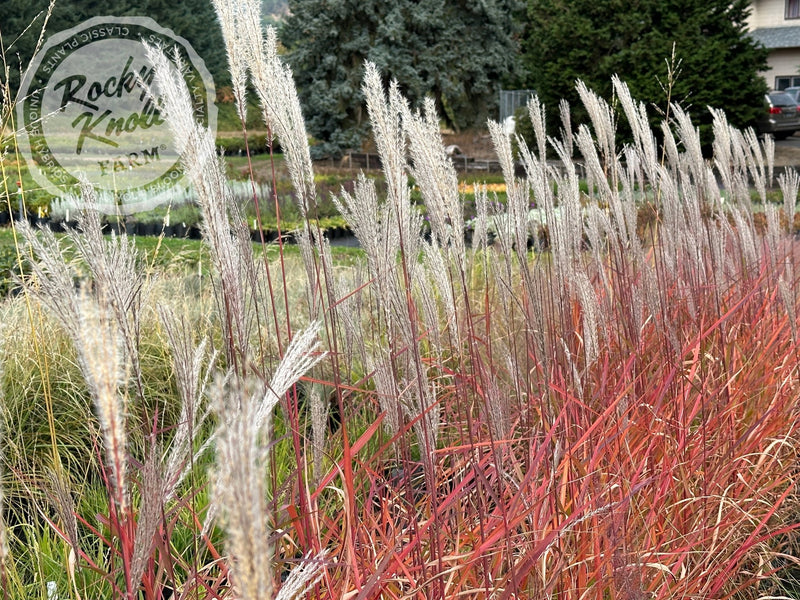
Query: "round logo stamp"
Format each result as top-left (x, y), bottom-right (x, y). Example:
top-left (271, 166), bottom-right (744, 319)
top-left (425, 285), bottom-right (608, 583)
top-left (17, 16), bottom-right (216, 214)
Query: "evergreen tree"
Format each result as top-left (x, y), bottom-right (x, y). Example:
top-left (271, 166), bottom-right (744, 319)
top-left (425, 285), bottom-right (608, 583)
top-left (0, 0), bottom-right (228, 94)
top-left (280, 0), bottom-right (521, 157)
top-left (519, 0), bottom-right (769, 148)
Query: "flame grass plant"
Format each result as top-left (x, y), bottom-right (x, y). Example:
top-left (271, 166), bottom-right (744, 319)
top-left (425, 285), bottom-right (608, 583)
top-left (1, 0), bottom-right (800, 598)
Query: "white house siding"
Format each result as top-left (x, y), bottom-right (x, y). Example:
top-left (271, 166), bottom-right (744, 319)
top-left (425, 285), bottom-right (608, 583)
top-left (763, 48), bottom-right (800, 88)
top-left (749, 0), bottom-right (793, 28)
top-left (749, 0), bottom-right (800, 89)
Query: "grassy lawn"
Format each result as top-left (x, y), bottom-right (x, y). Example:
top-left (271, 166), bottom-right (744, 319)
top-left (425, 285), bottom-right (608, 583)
top-left (0, 223), bottom-right (367, 296)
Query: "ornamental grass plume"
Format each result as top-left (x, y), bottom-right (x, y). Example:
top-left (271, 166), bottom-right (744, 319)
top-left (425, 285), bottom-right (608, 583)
top-left (210, 374), bottom-right (274, 600)
top-left (779, 167), bottom-right (799, 230)
top-left (221, 0), bottom-right (316, 216)
top-left (75, 290), bottom-right (128, 512)
top-left (612, 76), bottom-right (659, 183)
top-left (362, 62), bottom-right (411, 222)
top-left (157, 305), bottom-right (217, 493)
top-left (19, 199), bottom-right (218, 596)
top-left (144, 41), bottom-right (256, 370)
top-left (210, 323), bottom-right (326, 600)
top-left (210, 0), bottom-right (248, 124)
top-left (67, 187), bottom-right (149, 400)
top-left (43, 468), bottom-right (79, 563)
top-left (129, 443), bottom-right (166, 590)
top-left (17, 221), bottom-right (83, 339)
top-left (404, 96), bottom-right (465, 262)
top-left (342, 64), bottom-right (448, 461)
top-left (19, 217), bottom-right (130, 512)
top-left (576, 79), bottom-right (616, 167)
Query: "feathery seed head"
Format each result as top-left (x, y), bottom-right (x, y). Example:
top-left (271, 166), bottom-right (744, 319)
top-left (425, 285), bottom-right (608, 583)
top-left (779, 168), bottom-right (799, 232)
top-left (76, 291), bottom-right (129, 511)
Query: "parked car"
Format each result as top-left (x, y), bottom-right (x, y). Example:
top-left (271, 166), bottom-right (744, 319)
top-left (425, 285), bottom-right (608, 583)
top-left (757, 92), bottom-right (800, 140)
top-left (783, 86), bottom-right (800, 103)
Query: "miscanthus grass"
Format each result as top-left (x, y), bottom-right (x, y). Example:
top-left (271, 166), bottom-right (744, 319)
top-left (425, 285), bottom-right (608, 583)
top-left (1, 1), bottom-right (800, 598)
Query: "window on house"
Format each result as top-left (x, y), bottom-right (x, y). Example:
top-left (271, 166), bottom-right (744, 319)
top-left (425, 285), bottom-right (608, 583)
top-left (775, 76), bottom-right (800, 90)
top-left (787, 0), bottom-right (800, 19)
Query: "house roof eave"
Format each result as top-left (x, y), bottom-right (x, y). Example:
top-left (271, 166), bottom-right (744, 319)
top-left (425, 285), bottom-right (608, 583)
top-left (750, 25), bottom-right (800, 49)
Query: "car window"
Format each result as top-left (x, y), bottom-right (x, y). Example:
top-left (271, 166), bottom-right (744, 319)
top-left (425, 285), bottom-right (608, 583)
top-left (769, 93), bottom-right (796, 106)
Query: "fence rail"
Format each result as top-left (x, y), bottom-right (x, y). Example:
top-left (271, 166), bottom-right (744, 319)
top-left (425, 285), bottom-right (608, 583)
top-left (499, 89), bottom-right (536, 122)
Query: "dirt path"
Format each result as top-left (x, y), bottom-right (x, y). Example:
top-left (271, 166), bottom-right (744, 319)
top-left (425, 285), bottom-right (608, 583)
top-left (773, 142), bottom-right (800, 167)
